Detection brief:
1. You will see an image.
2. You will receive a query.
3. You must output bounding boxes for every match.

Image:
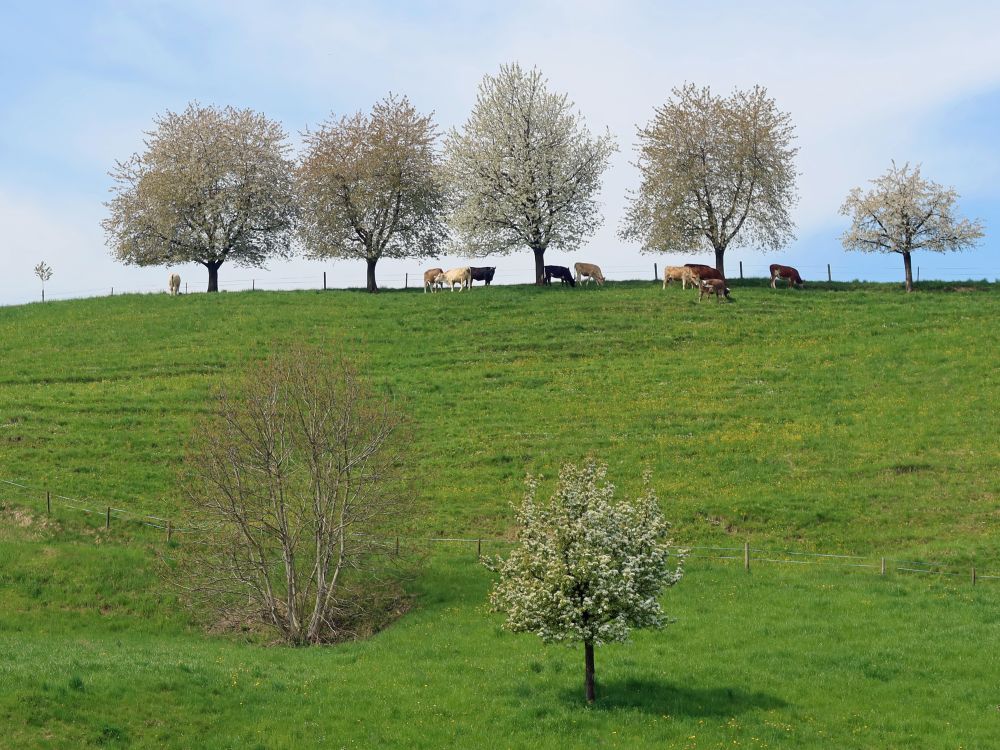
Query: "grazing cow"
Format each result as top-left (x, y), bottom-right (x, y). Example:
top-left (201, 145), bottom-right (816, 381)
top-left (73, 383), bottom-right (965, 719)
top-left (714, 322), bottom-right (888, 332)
top-left (440, 267), bottom-right (472, 291)
top-left (423, 267), bottom-right (445, 293)
top-left (544, 265), bottom-right (576, 287)
top-left (168, 273), bottom-right (181, 295)
top-left (663, 265), bottom-right (698, 289)
top-left (769, 264), bottom-right (804, 289)
top-left (684, 263), bottom-right (725, 283)
top-left (699, 278), bottom-right (732, 302)
top-left (470, 266), bottom-right (496, 286)
top-left (574, 262), bottom-right (605, 285)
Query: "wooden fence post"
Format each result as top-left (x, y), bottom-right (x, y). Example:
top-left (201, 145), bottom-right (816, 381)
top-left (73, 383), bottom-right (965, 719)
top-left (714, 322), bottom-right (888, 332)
top-left (323, 272), bottom-right (327, 290)
top-left (185, 283), bottom-right (188, 294)
top-left (744, 542), bottom-right (750, 572)
top-left (739, 261), bottom-right (743, 279)
top-left (972, 566), bottom-right (977, 586)
top-left (881, 557), bottom-right (886, 575)
top-left (395, 536), bottom-right (399, 556)
top-left (252, 279), bottom-right (255, 291)
top-left (167, 520), bottom-right (172, 543)
top-left (106, 507), bottom-right (111, 529)
top-left (46, 490), bottom-right (51, 515)
top-left (827, 264), bottom-right (832, 282)
top-left (405, 273), bottom-right (409, 289)
top-left (477, 538), bottom-right (482, 558)
top-left (654, 263), bottom-right (658, 281)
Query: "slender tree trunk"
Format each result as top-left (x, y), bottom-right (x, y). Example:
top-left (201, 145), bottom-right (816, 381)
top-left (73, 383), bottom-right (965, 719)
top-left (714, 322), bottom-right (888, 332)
top-left (714, 245), bottom-right (727, 279)
top-left (533, 247), bottom-right (546, 285)
top-left (584, 640), bottom-right (596, 704)
top-left (205, 260), bottom-right (223, 292)
top-left (366, 257), bottom-right (379, 293)
top-left (902, 251), bottom-right (914, 292)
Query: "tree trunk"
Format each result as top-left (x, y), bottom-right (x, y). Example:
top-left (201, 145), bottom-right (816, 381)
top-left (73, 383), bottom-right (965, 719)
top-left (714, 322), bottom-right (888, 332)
top-left (205, 260), bottom-right (223, 293)
top-left (366, 257), bottom-right (379, 293)
top-left (584, 640), bottom-right (596, 704)
top-left (533, 247), bottom-right (546, 285)
top-left (902, 251), bottom-right (914, 292)
top-left (714, 245), bottom-right (726, 279)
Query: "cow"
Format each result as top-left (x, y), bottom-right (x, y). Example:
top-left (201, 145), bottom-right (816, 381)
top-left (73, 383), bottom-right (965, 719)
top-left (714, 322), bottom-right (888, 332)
top-left (662, 265), bottom-right (698, 290)
top-left (470, 266), bottom-right (496, 286)
top-left (769, 264), bottom-right (804, 289)
top-left (684, 263), bottom-right (725, 283)
top-left (423, 267), bottom-right (445, 293)
top-left (574, 262), bottom-right (605, 286)
top-left (699, 278), bottom-right (732, 302)
top-left (439, 267), bottom-right (472, 291)
top-left (168, 273), bottom-right (181, 295)
top-left (544, 265), bottom-right (576, 287)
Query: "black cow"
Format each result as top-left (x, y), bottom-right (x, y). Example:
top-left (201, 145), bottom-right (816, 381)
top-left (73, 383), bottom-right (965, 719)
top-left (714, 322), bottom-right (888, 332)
top-left (544, 265), bottom-right (576, 287)
top-left (470, 266), bottom-right (496, 286)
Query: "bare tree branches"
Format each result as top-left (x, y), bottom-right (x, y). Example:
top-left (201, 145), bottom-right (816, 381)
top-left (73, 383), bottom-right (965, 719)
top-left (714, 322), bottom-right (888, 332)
top-left (103, 103), bottom-right (297, 292)
top-left (620, 84), bottom-right (798, 277)
top-left (175, 346), bottom-right (409, 645)
top-left (840, 162), bottom-right (984, 291)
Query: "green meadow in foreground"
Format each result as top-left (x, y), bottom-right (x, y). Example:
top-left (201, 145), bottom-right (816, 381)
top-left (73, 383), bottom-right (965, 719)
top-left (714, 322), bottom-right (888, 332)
top-left (0, 280), bottom-right (998, 748)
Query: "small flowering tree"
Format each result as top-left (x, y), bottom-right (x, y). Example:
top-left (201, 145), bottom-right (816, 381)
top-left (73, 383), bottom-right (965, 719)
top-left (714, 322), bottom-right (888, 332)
top-left (488, 461), bottom-right (684, 704)
top-left (34, 261), bottom-right (53, 301)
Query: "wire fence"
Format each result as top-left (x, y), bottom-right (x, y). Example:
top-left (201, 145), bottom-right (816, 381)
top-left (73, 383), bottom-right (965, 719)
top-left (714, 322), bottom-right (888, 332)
top-left (10, 260), bottom-right (999, 305)
top-left (2, 476), bottom-right (997, 585)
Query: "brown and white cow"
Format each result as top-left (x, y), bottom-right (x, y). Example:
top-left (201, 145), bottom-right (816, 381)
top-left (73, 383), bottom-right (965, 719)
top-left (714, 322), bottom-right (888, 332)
top-left (439, 267), bottom-right (472, 291)
top-left (168, 273), bottom-right (181, 295)
top-left (698, 278), bottom-right (731, 302)
top-left (684, 263), bottom-right (725, 283)
top-left (574, 262), bottom-right (605, 286)
top-left (663, 265), bottom-right (698, 289)
top-left (424, 267), bottom-right (445, 293)
top-left (769, 264), bottom-right (804, 289)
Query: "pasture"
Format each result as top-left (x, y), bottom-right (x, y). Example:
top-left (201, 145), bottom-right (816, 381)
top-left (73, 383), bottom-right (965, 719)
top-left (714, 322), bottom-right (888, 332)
top-left (0, 279), bottom-right (998, 748)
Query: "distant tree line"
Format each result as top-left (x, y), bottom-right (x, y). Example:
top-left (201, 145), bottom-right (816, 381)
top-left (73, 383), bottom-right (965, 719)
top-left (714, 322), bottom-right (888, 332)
top-left (103, 64), bottom-right (983, 294)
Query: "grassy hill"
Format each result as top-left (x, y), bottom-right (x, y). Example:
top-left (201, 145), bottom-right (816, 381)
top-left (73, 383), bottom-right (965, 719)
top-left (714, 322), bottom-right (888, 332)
top-left (1, 280), bottom-right (998, 748)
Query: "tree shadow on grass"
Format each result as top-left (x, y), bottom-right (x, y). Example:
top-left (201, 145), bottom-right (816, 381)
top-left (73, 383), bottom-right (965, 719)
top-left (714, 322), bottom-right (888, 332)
top-left (560, 678), bottom-right (787, 715)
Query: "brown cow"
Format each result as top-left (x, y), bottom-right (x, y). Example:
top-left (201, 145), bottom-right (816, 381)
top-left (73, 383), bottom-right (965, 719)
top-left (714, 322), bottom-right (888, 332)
top-left (769, 264), bottom-right (804, 288)
top-left (424, 267), bottom-right (445, 293)
top-left (574, 262), bottom-right (605, 285)
top-left (698, 278), bottom-right (731, 302)
top-left (684, 264), bottom-right (725, 293)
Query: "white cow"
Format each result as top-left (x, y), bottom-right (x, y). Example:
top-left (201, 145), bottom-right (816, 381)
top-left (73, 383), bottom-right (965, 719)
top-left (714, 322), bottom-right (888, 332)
top-left (439, 267), bottom-right (472, 291)
top-left (168, 273), bottom-right (181, 295)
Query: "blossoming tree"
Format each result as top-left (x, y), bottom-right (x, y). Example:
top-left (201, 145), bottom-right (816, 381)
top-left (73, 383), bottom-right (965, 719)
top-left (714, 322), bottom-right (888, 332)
top-left (488, 461), bottom-right (685, 704)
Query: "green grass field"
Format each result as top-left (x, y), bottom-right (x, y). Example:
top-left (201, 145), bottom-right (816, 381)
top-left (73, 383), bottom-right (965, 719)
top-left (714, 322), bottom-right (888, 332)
top-left (1, 280), bottom-right (998, 747)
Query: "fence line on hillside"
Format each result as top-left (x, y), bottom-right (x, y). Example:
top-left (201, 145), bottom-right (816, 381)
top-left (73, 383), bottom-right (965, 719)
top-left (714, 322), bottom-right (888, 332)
top-left (7, 260), bottom-right (998, 305)
top-left (2, 476), bottom-right (997, 586)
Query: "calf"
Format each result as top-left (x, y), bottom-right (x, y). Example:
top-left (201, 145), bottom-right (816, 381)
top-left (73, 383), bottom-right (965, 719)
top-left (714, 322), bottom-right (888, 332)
top-left (663, 265), bottom-right (697, 289)
top-left (440, 267), bottom-right (472, 291)
top-left (699, 278), bottom-right (732, 302)
top-left (168, 273), bottom-right (181, 295)
top-left (470, 266), bottom-right (496, 286)
top-left (423, 267), bottom-right (445, 293)
top-left (574, 262), bottom-right (605, 285)
top-left (544, 265), bottom-right (576, 287)
top-left (769, 264), bottom-right (804, 288)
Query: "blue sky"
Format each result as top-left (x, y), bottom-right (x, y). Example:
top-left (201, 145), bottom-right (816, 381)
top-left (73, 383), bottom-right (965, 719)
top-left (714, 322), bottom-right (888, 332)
top-left (1, 0), bottom-right (998, 304)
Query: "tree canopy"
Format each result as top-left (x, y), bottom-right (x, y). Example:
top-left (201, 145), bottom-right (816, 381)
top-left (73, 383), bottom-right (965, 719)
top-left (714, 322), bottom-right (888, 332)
top-left (297, 95), bottom-right (448, 293)
top-left (840, 162), bottom-right (984, 291)
top-left (444, 64), bottom-right (616, 284)
top-left (620, 84), bottom-right (798, 277)
top-left (103, 102), bottom-right (296, 292)
top-left (488, 461), bottom-right (684, 703)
